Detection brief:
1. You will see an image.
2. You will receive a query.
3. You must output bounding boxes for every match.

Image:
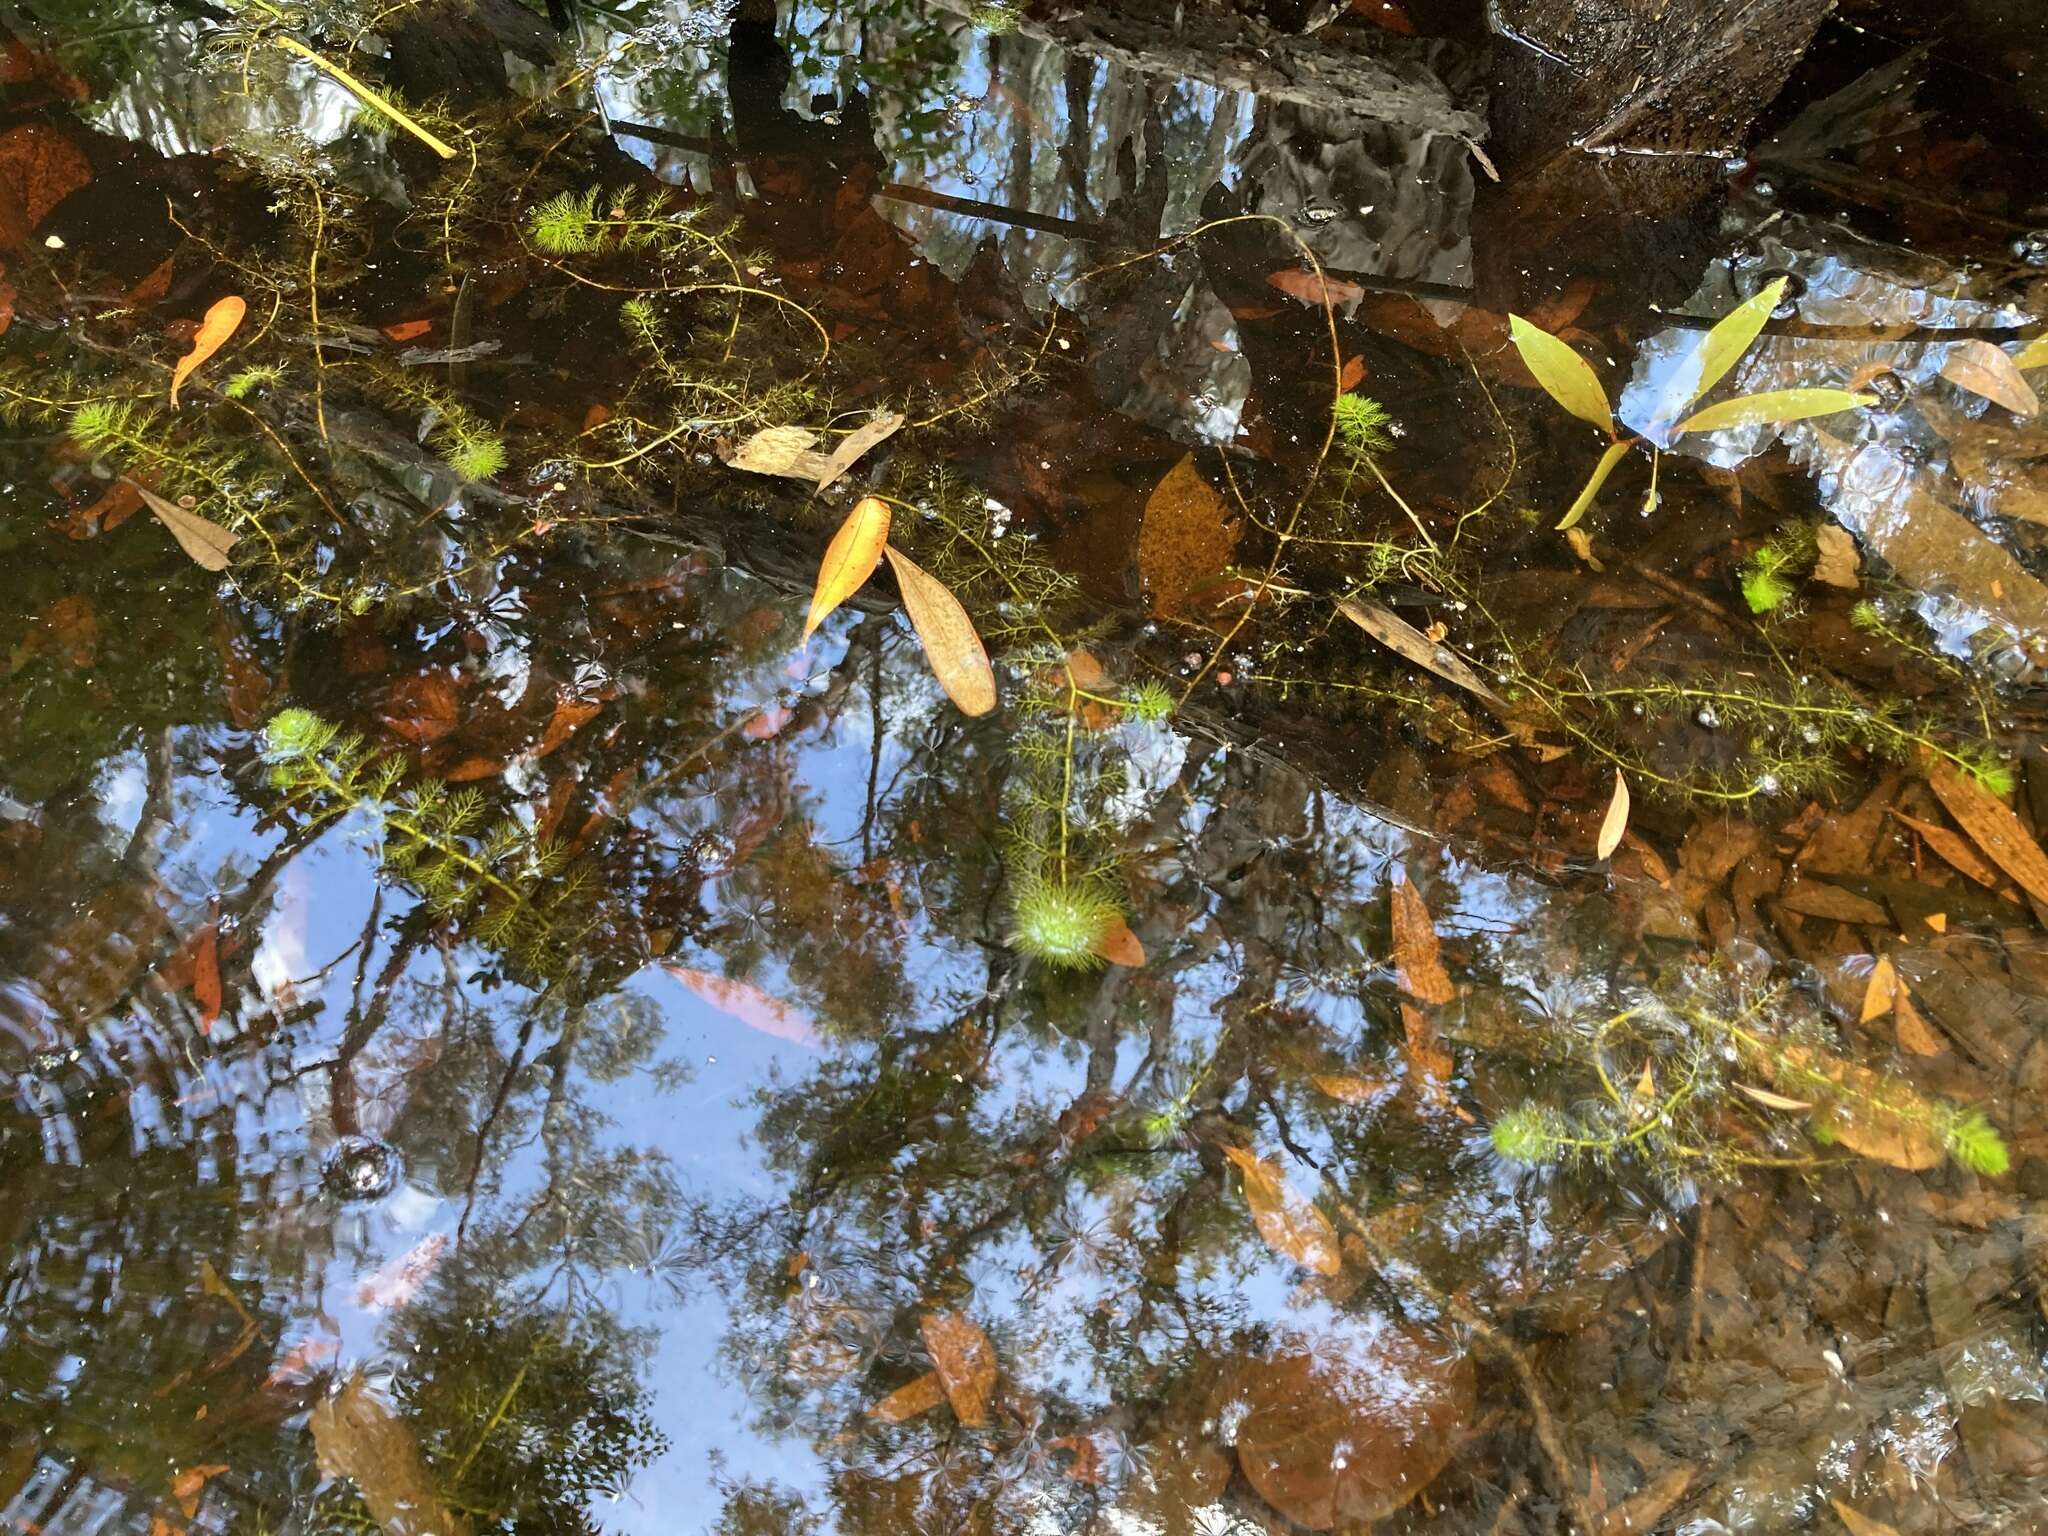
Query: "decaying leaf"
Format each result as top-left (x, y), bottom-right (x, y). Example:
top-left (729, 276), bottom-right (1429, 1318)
top-left (1781, 1047), bottom-right (1943, 1170)
top-left (1507, 313), bottom-right (1613, 434)
top-left (1337, 597), bottom-right (1504, 709)
top-left (311, 1373), bottom-right (469, 1536)
top-left (867, 1371), bottom-right (947, 1424)
top-left (1092, 916), bottom-right (1146, 967)
top-left (663, 966), bottom-right (821, 1048)
top-left (919, 1311), bottom-right (997, 1426)
top-left (1265, 268), bottom-right (1366, 310)
top-left (1653, 277), bottom-right (1786, 428)
top-left (1894, 987), bottom-right (1943, 1057)
top-left (1926, 760), bottom-right (2048, 907)
top-left (1138, 455), bottom-right (1240, 621)
top-left (1735, 1081), bottom-right (1814, 1112)
top-left (1593, 1464), bottom-right (1693, 1536)
top-left (354, 1232), bottom-right (447, 1310)
top-left (1226, 1332), bottom-right (1473, 1529)
top-left (883, 546), bottom-right (997, 716)
top-left (726, 424), bottom-right (833, 480)
top-left (1312, 1073), bottom-right (1392, 1105)
top-left (1677, 388), bottom-right (1874, 435)
top-left (128, 481), bottom-right (237, 571)
top-left (1860, 954), bottom-right (1897, 1023)
top-left (1829, 1499), bottom-right (1903, 1536)
top-left (1221, 1145), bottom-right (1342, 1276)
top-left (1596, 771), bottom-right (1630, 860)
top-left (814, 411), bottom-right (904, 491)
top-left (802, 495), bottom-right (890, 641)
top-left (1400, 1002), bottom-right (1464, 1116)
top-left (1812, 523), bottom-right (1860, 588)
top-left (191, 919), bottom-right (221, 1033)
top-left (1941, 339), bottom-right (2039, 419)
top-left (1388, 878), bottom-right (1454, 1004)
top-left (169, 294), bottom-right (245, 408)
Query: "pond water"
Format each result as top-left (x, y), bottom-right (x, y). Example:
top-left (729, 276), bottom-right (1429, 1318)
top-left (5, 2), bottom-right (2048, 1533)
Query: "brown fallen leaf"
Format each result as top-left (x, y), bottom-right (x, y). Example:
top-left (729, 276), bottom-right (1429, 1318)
top-left (1894, 986), bottom-right (1943, 1056)
top-left (814, 411), bottom-right (904, 491)
top-left (1312, 1073), bottom-right (1392, 1105)
top-left (1735, 1081), bottom-right (1814, 1112)
top-left (1388, 878), bottom-right (1454, 1005)
top-left (1265, 267), bottom-right (1366, 310)
top-left (725, 424), bottom-right (834, 481)
top-left (883, 546), bottom-right (997, 717)
top-left (802, 495), bottom-right (889, 641)
top-left (311, 1373), bottom-right (469, 1536)
top-left (1926, 760), bottom-right (2048, 907)
top-left (1859, 954), bottom-right (1896, 1023)
top-left (1891, 809), bottom-right (2001, 887)
top-left (1829, 1499), bottom-right (1903, 1536)
top-left (1812, 523), bottom-right (1860, 588)
top-left (1221, 1145), bottom-right (1342, 1276)
top-left (1138, 454), bottom-right (1239, 622)
top-left (170, 1464), bottom-right (229, 1521)
top-left (867, 1371), bottom-right (947, 1424)
top-left (1338, 597), bottom-right (1505, 709)
top-left (169, 294), bottom-right (245, 408)
top-left (128, 481), bottom-right (237, 571)
top-left (1594, 1464), bottom-right (1693, 1536)
top-left (663, 966), bottom-right (821, 1048)
top-left (1092, 916), bottom-right (1146, 967)
top-left (1941, 339), bottom-right (2039, 419)
top-left (354, 1232), bottom-right (447, 1310)
top-left (919, 1311), bottom-right (997, 1426)
top-left (1401, 1002), bottom-right (1467, 1117)
top-left (1781, 1047), bottom-right (1943, 1170)
top-left (1596, 771), bottom-right (1630, 860)
top-left (191, 919), bottom-right (221, 1034)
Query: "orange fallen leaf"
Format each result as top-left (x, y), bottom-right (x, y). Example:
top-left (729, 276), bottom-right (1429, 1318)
top-left (867, 1371), bottom-right (947, 1423)
top-left (1859, 954), bottom-right (1896, 1023)
top-left (920, 1311), bottom-right (997, 1426)
top-left (883, 546), bottom-right (997, 716)
top-left (1092, 916), bottom-right (1146, 967)
top-left (381, 318), bottom-right (433, 342)
top-left (535, 695), bottom-right (602, 758)
top-left (803, 495), bottom-right (889, 641)
top-left (1892, 809), bottom-right (2001, 888)
top-left (171, 1464), bottom-right (229, 1519)
top-left (1400, 1001), bottom-right (1468, 1118)
top-left (1266, 268), bottom-right (1366, 310)
top-left (1138, 454), bottom-right (1240, 622)
top-left (1313, 1073), bottom-right (1393, 1105)
top-left (1221, 1144), bottom-right (1342, 1276)
top-left (664, 966), bottom-right (821, 1048)
top-left (1388, 878), bottom-right (1454, 1004)
top-left (192, 920), bottom-right (221, 1034)
top-left (1338, 354), bottom-right (1366, 391)
top-left (170, 294), bottom-right (246, 408)
top-left (1894, 987), bottom-right (1943, 1057)
top-left (355, 1232), bottom-right (447, 1310)
top-left (1926, 760), bottom-right (2048, 907)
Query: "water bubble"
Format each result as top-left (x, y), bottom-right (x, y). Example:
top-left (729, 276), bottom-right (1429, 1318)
top-left (1750, 176), bottom-right (1778, 201)
top-left (1865, 370), bottom-right (1909, 410)
top-left (688, 828), bottom-right (735, 872)
top-left (2011, 230), bottom-right (2048, 267)
top-left (1800, 725), bottom-right (1821, 745)
top-left (323, 1136), bottom-right (401, 1202)
top-left (1299, 200), bottom-right (1341, 225)
top-left (1695, 706), bottom-right (1720, 729)
top-left (1754, 772), bottom-right (1780, 795)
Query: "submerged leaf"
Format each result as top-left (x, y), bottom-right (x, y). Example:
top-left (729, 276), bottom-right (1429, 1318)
top-left (1812, 523), bottom-right (1860, 588)
top-left (1138, 455), bottom-right (1240, 621)
top-left (1941, 339), bottom-right (2039, 418)
top-left (1508, 313), bottom-right (1613, 434)
top-left (919, 1312), bottom-right (997, 1426)
top-left (311, 1373), bottom-right (468, 1536)
top-left (814, 411), bottom-right (904, 491)
top-left (1388, 878), bottom-right (1454, 1005)
top-left (1676, 389), bottom-right (1874, 434)
top-left (663, 966), bottom-right (821, 1048)
top-left (726, 424), bottom-right (833, 480)
top-left (169, 294), bottom-right (245, 408)
top-left (1860, 954), bottom-right (1897, 1023)
top-left (1092, 916), bottom-right (1146, 968)
top-left (867, 1371), bottom-right (947, 1424)
top-left (802, 495), bottom-right (890, 641)
top-left (1926, 759), bottom-right (2048, 907)
top-left (129, 481), bottom-right (237, 571)
top-left (1337, 598), bottom-right (1504, 708)
top-left (1265, 268), bottom-right (1366, 310)
top-left (1595, 771), bottom-right (1629, 860)
top-left (1656, 278), bottom-right (1786, 424)
top-left (1555, 437), bottom-right (1634, 531)
top-left (883, 546), bottom-right (997, 716)
top-left (1734, 1082), bottom-right (1814, 1112)
top-left (1221, 1145), bottom-right (1342, 1276)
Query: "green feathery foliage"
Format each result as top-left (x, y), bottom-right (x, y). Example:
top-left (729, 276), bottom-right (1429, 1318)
top-left (262, 709), bottom-right (591, 977)
top-left (1007, 876), bottom-right (1122, 970)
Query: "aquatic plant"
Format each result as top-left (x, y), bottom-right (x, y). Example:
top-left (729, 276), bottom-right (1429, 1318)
top-left (1006, 876), bottom-right (1122, 970)
top-left (261, 709), bottom-right (591, 977)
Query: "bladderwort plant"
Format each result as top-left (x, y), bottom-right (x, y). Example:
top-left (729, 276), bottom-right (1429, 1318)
top-left (1487, 971), bottom-right (2008, 1185)
top-left (261, 709), bottom-right (592, 978)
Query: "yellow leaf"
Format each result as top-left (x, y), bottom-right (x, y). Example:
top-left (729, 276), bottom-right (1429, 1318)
top-left (867, 1371), bottom-right (947, 1423)
top-left (883, 546), bottom-right (997, 716)
top-left (1508, 313), bottom-right (1613, 434)
top-left (1829, 1499), bottom-right (1902, 1536)
top-left (1337, 597), bottom-right (1504, 708)
top-left (1138, 454), bottom-right (1239, 621)
top-left (1734, 1081), bottom-right (1813, 1112)
top-left (1941, 339), bottom-right (2039, 418)
top-left (169, 295), bottom-right (246, 408)
top-left (1628, 1059), bottom-right (1656, 1119)
top-left (802, 496), bottom-right (890, 641)
top-left (1926, 759), bottom-right (2048, 907)
top-left (1388, 877), bottom-right (1454, 1004)
top-left (1654, 277), bottom-right (1785, 424)
top-left (1312, 1073), bottom-right (1392, 1105)
top-left (128, 481), bottom-right (237, 571)
top-left (919, 1312), bottom-right (997, 1426)
top-left (1595, 771), bottom-right (1629, 860)
top-left (2014, 334), bottom-right (2048, 371)
top-left (1859, 954), bottom-right (1896, 1023)
top-left (1676, 389), bottom-right (1874, 435)
top-left (1221, 1145), bottom-right (1342, 1276)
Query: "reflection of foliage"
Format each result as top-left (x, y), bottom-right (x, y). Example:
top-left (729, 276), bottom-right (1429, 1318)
top-left (262, 709), bottom-right (592, 978)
